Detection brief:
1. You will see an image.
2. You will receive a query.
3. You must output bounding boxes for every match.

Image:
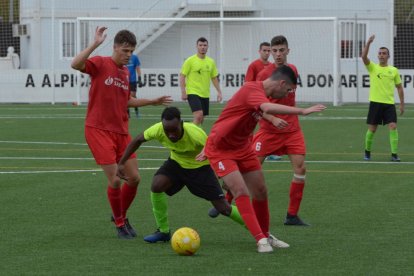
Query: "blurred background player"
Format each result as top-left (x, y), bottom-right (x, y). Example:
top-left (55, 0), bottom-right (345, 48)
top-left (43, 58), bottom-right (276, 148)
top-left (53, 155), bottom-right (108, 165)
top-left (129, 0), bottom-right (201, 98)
top-left (244, 42), bottom-right (271, 82)
top-left (126, 52), bottom-right (142, 118)
top-left (117, 107), bottom-right (244, 243)
top-left (202, 65), bottom-right (326, 252)
top-left (71, 26), bottom-right (172, 239)
top-left (180, 37), bottom-right (222, 125)
top-left (361, 34), bottom-right (404, 162)
top-left (245, 41), bottom-right (281, 161)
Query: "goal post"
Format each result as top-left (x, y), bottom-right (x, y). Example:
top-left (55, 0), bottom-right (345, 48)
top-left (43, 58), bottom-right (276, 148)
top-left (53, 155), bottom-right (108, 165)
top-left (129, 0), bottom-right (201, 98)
top-left (75, 17), bottom-right (341, 106)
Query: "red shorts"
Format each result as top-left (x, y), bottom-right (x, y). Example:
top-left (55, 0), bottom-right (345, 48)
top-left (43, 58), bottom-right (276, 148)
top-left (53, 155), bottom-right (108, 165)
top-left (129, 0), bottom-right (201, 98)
top-left (252, 129), bottom-right (306, 157)
top-left (85, 126), bottom-right (136, 165)
top-left (205, 140), bottom-right (261, 178)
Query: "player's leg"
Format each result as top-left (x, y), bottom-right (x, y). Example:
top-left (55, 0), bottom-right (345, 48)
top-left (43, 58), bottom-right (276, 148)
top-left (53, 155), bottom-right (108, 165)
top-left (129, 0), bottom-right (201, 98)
top-left (365, 102), bottom-right (380, 160)
top-left (388, 122), bottom-right (400, 161)
top-left (243, 169), bottom-right (289, 249)
top-left (85, 126), bottom-right (133, 239)
top-left (119, 157), bottom-right (140, 236)
top-left (131, 88), bottom-right (139, 117)
top-left (384, 104), bottom-right (400, 161)
top-left (144, 159), bottom-right (182, 243)
top-left (186, 164), bottom-right (244, 226)
top-left (221, 170), bottom-right (273, 252)
top-left (101, 164), bottom-right (134, 239)
top-left (284, 154), bottom-right (309, 226)
top-left (187, 94), bottom-right (204, 125)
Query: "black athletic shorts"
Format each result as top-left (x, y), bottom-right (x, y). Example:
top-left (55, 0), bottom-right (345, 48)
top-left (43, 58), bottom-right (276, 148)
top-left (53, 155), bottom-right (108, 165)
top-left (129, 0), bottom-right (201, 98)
top-left (187, 94), bottom-right (209, 115)
top-left (154, 158), bottom-right (224, 200)
top-left (129, 82), bottom-right (137, 92)
top-left (366, 101), bottom-right (397, 125)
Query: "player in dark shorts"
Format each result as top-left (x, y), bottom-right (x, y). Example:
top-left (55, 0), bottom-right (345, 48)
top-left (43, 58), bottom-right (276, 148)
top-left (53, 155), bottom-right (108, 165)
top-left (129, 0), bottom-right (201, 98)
top-left (117, 107), bottom-right (244, 243)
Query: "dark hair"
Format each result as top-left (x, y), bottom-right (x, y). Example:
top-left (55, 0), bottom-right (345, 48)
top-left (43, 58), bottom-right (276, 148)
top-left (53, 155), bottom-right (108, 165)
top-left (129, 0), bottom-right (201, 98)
top-left (161, 106), bottom-right (181, 121)
top-left (270, 35), bottom-right (288, 48)
top-left (379, 46), bottom-right (390, 56)
top-left (197, 37), bottom-right (208, 44)
top-left (259, 42), bottom-right (270, 49)
top-left (270, 65), bottom-right (297, 85)
top-left (114, 30), bottom-right (137, 47)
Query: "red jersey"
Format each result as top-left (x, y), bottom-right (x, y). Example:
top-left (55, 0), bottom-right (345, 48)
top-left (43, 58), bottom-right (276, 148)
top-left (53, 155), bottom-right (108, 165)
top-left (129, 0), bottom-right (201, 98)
top-left (205, 81), bottom-right (270, 154)
top-left (256, 63), bottom-right (300, 133)
top-left (84, 56), bottom-right (131, 134)
top-left (244, 59), bottom-right (271, 82)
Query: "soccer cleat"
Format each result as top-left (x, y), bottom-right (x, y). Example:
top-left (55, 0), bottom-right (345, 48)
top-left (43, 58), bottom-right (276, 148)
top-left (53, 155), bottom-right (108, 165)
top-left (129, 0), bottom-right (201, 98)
top-left (208, 207), bottom-right (220, 218)
top-left (364, 150), bottom-right (371, 161)
top-left (266, 155), bottom-right (282, 161)
top-left (284, 215), bottom-right (310, 226)
top-left (124, 218), bottom-right (137, 237)
top-left (268, 234), bottom-right (289, 248)
top-left (117, 225), bottom-right (134, 240)
top-left (391, 154), bottom-right (401, 162)
top-left (257, 238), bottom-right (273, 253)
top-left (144, 229), bottom-right (171, 243)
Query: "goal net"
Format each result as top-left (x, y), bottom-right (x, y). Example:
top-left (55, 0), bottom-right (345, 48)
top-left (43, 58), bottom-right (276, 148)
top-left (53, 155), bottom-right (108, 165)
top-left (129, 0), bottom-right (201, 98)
top-left (75, 17), bottom-right (341, 105)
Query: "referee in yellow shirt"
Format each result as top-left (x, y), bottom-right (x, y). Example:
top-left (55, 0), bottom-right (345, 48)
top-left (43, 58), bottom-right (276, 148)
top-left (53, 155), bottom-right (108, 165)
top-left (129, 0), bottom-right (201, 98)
top-left (362, 34), bottom-right (405, 162)
top-left (180, 37), bottom-right (222, 125)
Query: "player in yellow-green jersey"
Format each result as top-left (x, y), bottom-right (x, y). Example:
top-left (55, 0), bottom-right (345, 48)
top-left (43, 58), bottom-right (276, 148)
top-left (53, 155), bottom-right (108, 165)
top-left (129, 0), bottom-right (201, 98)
top-left (180, 37), bottom-right (222, 125)
top-left (362, 34), bottom-right (405, 162)
top-left (116, 107), bottom-right (243, 243)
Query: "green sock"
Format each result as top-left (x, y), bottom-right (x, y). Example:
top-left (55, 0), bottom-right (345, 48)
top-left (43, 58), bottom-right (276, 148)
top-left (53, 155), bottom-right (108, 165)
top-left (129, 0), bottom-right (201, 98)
top-left (229, 205), bottom-right (245, 226)
top-left (365, 130), bottom-right (375, 151)
top-left (151, 192), bottom-right (169, 233)
top-left (390, 129), bottom-right (399, 154)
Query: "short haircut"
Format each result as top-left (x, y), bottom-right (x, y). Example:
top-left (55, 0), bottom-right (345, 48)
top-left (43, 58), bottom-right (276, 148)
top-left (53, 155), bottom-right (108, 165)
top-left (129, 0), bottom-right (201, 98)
top-left (259, 42), bottom-right (270, 49)
top-left (379, 46), bottom-right (390, 55)
top-left (114, 30), bottom-right (137, 47)
top-left (270, 35), bottom-right (288, 47)
top-left (270, 65), bottom-right (297, 85)
top-left (161, 106), bottom-right (181, 121)
top-left (197, 37), bottom-right (208, 44)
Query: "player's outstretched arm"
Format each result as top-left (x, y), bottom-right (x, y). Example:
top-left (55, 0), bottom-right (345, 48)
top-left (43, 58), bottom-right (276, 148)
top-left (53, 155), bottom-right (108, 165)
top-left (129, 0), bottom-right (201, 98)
top-left (361, 34), bottom-right (375, 65)
top-left (71, 26), bottom-right (107, 72)
top-left (117, 133), bottom-right (146, 180)
top-left (261, 102), bottom-right (326, 116)
top-left (301, 104), bottom-right (327, 115)
top-left (128, 95), bottom-right (172, 108)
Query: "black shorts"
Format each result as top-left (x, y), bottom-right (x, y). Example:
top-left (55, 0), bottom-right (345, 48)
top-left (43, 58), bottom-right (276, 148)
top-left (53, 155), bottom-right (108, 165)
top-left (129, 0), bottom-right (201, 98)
top-left (154, 158), bottom-right (224, 201)
top-left (187, 94), bottom-right (209, 116)
top-left (129, 82), bottom-right (137, 92)
top-left (366, 101), bottom-right (397, 125)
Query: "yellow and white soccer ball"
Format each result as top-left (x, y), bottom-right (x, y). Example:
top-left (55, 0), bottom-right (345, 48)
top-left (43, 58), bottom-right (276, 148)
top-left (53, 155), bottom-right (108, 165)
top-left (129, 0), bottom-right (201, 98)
top-left (171, 227), bottom-right (200, 256)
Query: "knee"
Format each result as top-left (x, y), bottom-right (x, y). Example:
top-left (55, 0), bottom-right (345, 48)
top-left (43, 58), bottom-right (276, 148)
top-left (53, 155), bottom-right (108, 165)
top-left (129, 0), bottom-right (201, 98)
top-left (252, 184), bottom-right (267, 200)
top-left (127, 174), bottom-right (141, 187)
top-left (150, 182), bottom-right (165, 193)
top-left (109, 177), bottom-right (122, 188)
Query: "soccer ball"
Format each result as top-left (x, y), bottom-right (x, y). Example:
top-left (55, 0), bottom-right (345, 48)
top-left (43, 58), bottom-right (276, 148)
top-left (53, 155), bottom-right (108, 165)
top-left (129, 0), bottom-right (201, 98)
top-left (171, 227), bottom-right (200, 256)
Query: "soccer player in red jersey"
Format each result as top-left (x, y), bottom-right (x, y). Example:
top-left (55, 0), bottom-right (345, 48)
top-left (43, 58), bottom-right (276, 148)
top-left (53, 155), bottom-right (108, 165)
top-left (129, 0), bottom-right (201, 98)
top-left (71, 26), bottom-right (172, 239)
top-left (254, 35), bottom-right (311, 226)
top-left (244, 42), bottom-right (271, 82)
top-left (200, 65), bottom-right (326, 253)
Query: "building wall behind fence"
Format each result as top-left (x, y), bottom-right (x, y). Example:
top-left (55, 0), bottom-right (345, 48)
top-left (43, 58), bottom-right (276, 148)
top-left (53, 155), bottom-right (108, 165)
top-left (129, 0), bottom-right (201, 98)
top-left (1, 0), bottom-right (412, 104)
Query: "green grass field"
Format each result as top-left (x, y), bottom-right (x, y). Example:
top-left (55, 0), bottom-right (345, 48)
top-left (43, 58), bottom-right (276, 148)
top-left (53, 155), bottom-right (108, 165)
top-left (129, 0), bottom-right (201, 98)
top-left (1, 102), bottom-right (413, 275)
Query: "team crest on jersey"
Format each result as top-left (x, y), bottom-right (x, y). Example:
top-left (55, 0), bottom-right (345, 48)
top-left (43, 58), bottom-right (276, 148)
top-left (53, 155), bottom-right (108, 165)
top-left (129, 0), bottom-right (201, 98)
top-left (104, 77), bottom-right (114, 85)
